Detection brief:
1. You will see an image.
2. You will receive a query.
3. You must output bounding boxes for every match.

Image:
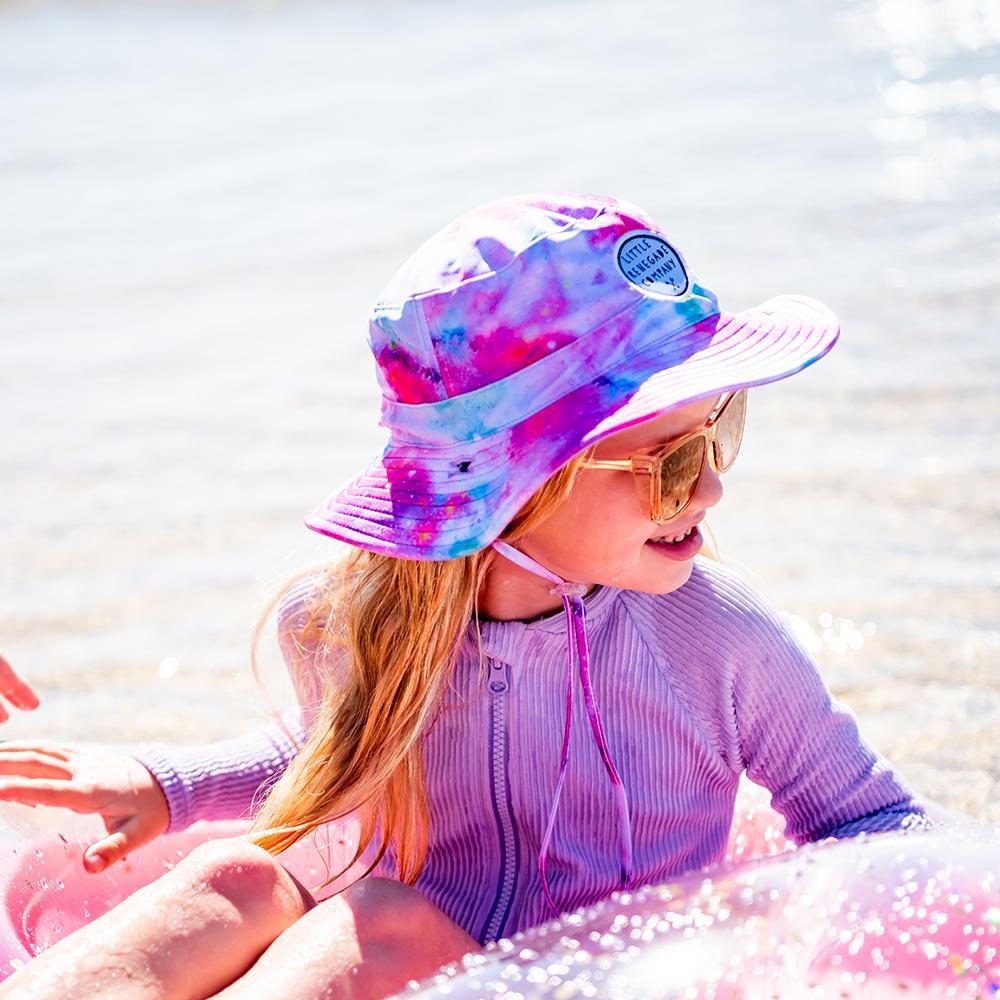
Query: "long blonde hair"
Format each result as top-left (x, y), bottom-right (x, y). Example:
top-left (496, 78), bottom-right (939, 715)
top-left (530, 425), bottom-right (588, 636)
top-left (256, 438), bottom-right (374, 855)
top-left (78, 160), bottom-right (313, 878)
top-left (248, 451), bottom-right (720, 889)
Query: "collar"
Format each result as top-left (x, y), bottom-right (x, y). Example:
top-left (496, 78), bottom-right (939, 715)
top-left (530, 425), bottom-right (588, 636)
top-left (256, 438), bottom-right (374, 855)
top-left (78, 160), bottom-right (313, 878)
top-left (469, 580), bottom-right (619, 664)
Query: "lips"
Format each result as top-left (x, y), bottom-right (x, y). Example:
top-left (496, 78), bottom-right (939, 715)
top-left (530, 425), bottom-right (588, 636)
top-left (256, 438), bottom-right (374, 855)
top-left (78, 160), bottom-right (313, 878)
top-left (644, 524), bottom-right (703, 561)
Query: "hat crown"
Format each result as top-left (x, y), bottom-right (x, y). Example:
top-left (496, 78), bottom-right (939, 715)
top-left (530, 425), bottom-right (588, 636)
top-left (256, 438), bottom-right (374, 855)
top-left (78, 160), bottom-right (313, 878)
top-left (367, 193), bottom-right (713, 405)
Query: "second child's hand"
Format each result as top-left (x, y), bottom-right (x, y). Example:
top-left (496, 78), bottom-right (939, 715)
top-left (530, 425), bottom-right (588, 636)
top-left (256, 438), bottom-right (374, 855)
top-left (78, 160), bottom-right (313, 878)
top-left (0, 653), bottom-right (40, 721)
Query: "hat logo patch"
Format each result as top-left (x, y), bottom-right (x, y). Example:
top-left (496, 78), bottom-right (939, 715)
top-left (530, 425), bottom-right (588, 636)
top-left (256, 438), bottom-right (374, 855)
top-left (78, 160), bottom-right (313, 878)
top-left (615, 231), bottom-right (689, 297)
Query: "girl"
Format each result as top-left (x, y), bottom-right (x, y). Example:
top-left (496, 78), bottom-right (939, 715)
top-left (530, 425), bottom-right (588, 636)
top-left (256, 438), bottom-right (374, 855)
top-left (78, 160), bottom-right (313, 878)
top-left (0, 193), bottom-right (932, 999)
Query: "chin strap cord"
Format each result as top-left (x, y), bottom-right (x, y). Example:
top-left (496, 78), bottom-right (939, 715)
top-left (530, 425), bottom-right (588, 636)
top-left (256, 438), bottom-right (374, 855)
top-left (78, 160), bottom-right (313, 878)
top-left (490, 540), bottom-right (634, 920)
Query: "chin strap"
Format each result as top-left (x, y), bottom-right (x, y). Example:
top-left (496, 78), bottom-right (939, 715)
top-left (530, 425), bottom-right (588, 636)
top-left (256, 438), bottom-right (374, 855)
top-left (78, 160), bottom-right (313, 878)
top-left (489, 540), bottom-right (633, 920)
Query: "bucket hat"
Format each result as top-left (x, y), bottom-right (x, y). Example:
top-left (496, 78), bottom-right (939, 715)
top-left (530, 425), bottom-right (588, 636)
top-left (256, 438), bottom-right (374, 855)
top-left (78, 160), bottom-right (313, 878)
top-left (304, 192), bottom-right (839, 560)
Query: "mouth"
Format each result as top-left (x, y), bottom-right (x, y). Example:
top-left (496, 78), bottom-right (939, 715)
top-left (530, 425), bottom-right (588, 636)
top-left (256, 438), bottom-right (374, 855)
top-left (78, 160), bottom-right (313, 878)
top-left (644, 514), bottom-right (705, 562)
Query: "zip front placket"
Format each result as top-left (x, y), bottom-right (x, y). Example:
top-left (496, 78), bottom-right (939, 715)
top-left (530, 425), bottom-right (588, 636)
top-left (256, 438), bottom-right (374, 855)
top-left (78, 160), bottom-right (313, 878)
top-left (480, 656), bottom-right (520, 943)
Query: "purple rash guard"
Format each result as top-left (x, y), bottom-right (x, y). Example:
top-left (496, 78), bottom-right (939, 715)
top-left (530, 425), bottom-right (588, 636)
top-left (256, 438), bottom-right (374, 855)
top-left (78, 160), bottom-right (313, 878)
top-left (130, 557), bottom-right (930, 944)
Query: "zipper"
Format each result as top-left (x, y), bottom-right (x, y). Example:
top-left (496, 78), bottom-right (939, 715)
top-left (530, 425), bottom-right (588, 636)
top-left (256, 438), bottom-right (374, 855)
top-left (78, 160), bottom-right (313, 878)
top-left (480, 657), bottom-right (520, 943)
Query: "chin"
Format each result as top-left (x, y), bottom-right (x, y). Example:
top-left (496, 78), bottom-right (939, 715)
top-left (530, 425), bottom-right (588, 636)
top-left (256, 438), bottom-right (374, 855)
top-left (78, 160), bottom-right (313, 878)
top-left (655, 562), bottom-right (696, 593)
top-left (622, 557), bottom-right (696, 595)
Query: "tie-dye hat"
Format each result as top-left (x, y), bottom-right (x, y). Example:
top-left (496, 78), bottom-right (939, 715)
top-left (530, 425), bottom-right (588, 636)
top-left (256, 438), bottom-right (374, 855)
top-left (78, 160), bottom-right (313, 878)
top-left (305, 192), bottom-right (839, 560)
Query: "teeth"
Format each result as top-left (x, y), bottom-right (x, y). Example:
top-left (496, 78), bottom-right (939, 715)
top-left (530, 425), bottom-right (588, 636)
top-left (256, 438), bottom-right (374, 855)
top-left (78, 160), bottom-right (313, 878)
top-left (654, 527), bottom-right (694, 544)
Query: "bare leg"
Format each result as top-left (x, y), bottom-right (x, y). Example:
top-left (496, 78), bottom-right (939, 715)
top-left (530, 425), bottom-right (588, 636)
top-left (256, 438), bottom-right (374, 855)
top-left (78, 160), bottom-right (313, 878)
top-left (0, 838), bottom-right (313, 1000)
top-left (209, 877), bottom-right (480, 1000)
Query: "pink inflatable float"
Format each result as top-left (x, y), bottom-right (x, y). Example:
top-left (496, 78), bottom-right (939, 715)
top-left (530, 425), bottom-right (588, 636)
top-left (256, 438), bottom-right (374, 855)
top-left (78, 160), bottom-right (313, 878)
top-left (0, 783), bottom-right (995, 998)
top-left (0, 807), bottom-right (369, 982)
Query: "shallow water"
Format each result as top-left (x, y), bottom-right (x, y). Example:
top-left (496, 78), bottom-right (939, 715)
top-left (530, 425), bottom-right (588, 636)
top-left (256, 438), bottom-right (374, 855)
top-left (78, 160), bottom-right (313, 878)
top-left (1, 0), bottom-right (997, 821)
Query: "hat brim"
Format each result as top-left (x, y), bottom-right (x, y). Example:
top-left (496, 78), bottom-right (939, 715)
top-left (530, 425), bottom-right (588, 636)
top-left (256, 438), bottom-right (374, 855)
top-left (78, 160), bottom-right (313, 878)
top-left (304, 294), bottom-right (838, 560)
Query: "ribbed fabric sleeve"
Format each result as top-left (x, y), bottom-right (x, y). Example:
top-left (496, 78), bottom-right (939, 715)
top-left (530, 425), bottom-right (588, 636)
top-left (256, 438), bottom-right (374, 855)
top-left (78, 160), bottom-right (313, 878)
top-left (663, 560), bottom-right (931, 843)
top-left (129, 710), bottom-right (306, 832)
top-left (128, 572), bottom-right (333, 832)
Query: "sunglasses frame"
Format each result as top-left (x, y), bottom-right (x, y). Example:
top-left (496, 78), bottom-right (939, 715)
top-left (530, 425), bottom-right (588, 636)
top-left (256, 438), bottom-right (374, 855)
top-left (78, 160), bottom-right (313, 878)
top-left (580, 389), bottom-right (748, 524)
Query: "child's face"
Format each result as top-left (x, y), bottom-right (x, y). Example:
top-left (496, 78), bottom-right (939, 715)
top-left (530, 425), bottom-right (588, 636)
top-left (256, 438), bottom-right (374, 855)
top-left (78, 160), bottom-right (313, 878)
top-left (483, 395), bottom-right (725, 621)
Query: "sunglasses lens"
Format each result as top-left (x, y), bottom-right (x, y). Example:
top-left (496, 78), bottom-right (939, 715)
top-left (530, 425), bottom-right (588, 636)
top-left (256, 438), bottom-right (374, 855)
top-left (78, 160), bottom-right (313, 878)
top-left (657, 437), bottom-right (706, 518)
top-left (714, 389), bottom-right (747, 472)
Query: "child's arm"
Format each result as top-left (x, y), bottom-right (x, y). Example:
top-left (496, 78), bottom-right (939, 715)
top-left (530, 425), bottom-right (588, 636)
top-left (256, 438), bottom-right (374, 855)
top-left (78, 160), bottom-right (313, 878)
top-left (725, 578), bottom-right (932, 843)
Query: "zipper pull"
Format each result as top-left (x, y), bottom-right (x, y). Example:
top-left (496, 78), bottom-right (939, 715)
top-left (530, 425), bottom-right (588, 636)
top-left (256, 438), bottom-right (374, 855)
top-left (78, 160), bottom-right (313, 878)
top-left (487, 659), bottom-right (509, 694)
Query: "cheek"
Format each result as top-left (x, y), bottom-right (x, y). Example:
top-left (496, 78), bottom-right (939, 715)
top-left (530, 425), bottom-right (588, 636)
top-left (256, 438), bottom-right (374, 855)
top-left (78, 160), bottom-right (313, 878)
top-left (540, 474), bottom-right (649, 569)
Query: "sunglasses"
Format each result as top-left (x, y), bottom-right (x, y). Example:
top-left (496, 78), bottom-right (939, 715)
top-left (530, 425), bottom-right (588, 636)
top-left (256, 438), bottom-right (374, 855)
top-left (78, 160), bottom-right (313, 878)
top-left (581, 389), bottom-right (748, 523)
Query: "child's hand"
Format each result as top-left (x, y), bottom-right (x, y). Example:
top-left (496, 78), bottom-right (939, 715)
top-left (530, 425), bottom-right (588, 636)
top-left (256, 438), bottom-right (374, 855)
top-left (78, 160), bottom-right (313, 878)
top-left (0, 653), bottom-right (40, 720)
top-left (0, 742), bottom-right (170, 873)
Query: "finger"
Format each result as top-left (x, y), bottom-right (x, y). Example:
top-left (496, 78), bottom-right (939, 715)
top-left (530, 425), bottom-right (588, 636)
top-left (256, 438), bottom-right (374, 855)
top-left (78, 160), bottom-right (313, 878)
top-left (83, 814), bottom-right (153, 874)
top-left (0, 742), bottom-right (72, 761)
top-left (0, 778), bottom-right (95, 811)
top-left (0, 753), bottom-right (73, 780)
top-left (0, 655), bottom-right (40, 711)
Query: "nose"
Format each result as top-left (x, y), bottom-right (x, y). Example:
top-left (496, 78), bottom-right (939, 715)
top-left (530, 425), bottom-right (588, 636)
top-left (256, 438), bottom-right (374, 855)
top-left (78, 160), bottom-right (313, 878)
top-left (692, 455), bottom-right (724, 513)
